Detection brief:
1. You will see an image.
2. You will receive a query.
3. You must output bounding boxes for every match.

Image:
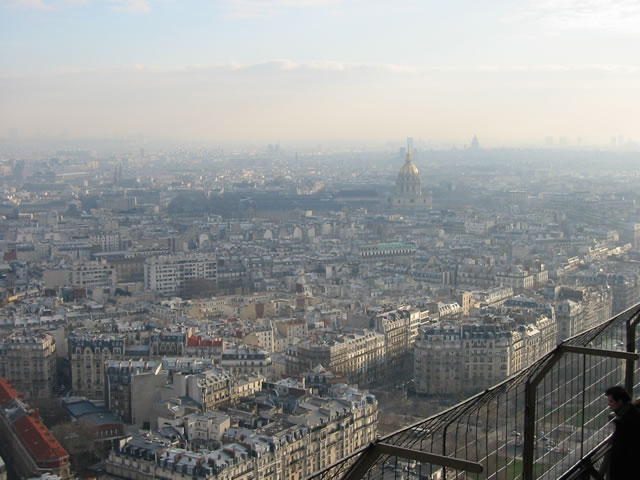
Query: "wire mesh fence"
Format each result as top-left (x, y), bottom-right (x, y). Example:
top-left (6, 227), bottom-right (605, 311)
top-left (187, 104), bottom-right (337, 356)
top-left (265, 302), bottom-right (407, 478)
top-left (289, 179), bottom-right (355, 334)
top-left (307, 304), bottom-right (640, 480)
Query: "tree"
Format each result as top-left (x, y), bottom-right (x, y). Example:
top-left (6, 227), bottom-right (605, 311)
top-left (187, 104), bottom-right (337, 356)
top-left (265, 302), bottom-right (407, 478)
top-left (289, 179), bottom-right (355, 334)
top-left (51, 422), bottom-right (97, 471)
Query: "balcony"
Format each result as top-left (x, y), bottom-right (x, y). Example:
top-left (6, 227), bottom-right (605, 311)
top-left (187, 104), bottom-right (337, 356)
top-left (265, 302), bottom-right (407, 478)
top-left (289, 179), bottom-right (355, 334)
top-left (308, 304), bottom-right (640, 480)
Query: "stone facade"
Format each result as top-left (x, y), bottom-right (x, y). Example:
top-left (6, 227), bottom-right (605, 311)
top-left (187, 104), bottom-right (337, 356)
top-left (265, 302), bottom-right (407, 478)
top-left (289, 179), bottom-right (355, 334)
top-left (0, 333), bottom-right (57, 399)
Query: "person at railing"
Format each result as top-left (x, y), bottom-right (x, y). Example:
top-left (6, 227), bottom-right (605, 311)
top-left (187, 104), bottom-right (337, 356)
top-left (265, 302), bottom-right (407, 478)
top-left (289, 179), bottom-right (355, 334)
top-left (605, 385), bottom-right (640, 479)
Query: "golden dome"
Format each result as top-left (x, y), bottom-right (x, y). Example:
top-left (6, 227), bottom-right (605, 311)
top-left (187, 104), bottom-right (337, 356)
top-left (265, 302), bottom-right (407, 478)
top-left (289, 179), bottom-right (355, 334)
top-left (399, 152), bottom-right (419, 176)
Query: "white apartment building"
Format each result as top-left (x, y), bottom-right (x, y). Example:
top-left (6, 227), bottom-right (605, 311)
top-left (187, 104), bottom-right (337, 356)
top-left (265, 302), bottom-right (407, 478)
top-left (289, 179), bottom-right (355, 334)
top-left (241, 326), bottom-right (274, 352)
top-left (286, 330), bottom-right (386, 385)
top-left (0, 333), bottom-right (57, 399)
top-left (189, 298), bottom-right (228, 318)
top-left (69, 334), bottom-right (126, 400)
top-left (144, 253), bottom-right (217, 295)
top-left (71, 261), bottom-right (117, 289)
top-left (89, 232), bottom-right (121, 252)
top-left (174, 368), bottom-right (232, 412)
top-left (495, 267), bottom-right (535, 290)
top-left (221, 346), bottom-right (272, 377)
top-left (415, 316), bottom-right (557, 396)
top-left (375, 307), bottom-right (423, 369)
top-left (106, 387), bottom-right (378, 480)
top-left (184, 412), bottom-right (231, 443)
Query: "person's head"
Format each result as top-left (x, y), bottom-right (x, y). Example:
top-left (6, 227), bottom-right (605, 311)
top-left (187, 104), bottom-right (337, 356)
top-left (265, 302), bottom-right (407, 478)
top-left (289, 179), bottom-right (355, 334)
top-left (606, 385), bottom-right (631, 411)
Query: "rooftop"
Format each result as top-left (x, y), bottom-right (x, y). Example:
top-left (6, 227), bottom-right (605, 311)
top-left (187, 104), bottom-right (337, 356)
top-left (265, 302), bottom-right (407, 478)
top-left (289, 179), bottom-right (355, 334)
top-left (0, 377), bottom-right (21, 406)
top-left (13, 415), bottom-right (69, 463)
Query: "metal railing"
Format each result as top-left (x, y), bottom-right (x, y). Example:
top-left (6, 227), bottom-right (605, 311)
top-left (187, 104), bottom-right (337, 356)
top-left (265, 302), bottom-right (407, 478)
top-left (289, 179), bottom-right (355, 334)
top-left (558, 436), bottom-right (611, 480)
top-left (308, 304), bottom-right (640, 480)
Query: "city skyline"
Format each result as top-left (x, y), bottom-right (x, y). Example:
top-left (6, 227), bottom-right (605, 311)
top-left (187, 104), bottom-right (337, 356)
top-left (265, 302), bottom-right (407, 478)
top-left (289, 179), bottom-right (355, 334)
top-left (1, 91), bottom-right (640, 477)
top-left (2, 3), bottom-right (640, 477)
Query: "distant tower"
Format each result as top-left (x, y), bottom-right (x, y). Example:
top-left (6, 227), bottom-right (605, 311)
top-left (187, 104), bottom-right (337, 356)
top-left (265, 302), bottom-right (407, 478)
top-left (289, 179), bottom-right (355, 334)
top-left (388, 137), bottom-right (432, 210)
top-left (114, 162), bottom-right (123, 184)
top-left (471, 135), bottom-right (480, 150)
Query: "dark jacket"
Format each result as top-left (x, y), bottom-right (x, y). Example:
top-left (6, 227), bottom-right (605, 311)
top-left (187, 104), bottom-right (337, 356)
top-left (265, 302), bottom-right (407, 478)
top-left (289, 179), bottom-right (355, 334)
top-left (609, 402), bottom-right (640, 479)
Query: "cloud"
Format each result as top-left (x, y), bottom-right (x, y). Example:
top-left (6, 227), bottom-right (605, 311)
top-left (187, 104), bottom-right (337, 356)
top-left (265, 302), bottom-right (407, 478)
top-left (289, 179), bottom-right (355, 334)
top-left (4, 59), bottom-right (640, 78)
top-left (2, 56), bottom-right (640, 145)
top-left (3, 0), bottom-right (52, 9)
top-left (190, 59), bottom-right (419, 74)
top-left (107, 0), bottom-right (151, 12)
top-left (8, 59), bottom-right (415, 75)
top-left (117, 60), bottom-right (640, 75)
top-left (2, 0), bottom-right (156, 12)
top-left (525, 0), bottom-right (640, 35)
top-left (222, 0), bottom-right (343, 18)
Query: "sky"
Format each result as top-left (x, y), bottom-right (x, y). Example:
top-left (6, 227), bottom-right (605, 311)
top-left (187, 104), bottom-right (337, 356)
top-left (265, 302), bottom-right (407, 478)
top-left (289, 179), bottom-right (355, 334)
top-left (1, 0), bottom-right (640, 147)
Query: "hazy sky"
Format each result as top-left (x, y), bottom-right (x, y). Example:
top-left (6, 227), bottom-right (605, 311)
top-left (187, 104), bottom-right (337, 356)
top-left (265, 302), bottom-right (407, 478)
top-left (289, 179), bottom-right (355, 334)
top-left (1, 0), bottom-right (639, 146)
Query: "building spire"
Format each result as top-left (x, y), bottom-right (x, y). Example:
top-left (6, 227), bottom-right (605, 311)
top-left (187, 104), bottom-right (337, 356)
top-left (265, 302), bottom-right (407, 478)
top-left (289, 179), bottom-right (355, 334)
top-left (406, 137), bottom-right (414, 161)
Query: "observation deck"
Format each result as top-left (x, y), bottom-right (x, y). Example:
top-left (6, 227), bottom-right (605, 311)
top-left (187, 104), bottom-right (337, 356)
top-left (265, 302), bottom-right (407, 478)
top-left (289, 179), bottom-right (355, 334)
top-left (308, 304), bottom-right (640, 480)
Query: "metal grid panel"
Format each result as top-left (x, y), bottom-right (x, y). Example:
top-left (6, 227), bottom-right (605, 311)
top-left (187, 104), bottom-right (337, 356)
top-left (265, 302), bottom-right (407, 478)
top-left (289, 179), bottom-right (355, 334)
top-left (307, 304), bottom-right (640, 480)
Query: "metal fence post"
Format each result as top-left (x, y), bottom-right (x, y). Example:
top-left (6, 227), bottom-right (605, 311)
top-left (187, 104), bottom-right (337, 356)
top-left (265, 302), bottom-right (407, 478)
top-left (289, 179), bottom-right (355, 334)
top-left (441, 423), bottom-right (449, 480)
top-left (522, 348), bottom-right (566, 480)
top-left (522, 379), bottom-right (537, 480)
top-left (625, 313), bottom-right (640, 396)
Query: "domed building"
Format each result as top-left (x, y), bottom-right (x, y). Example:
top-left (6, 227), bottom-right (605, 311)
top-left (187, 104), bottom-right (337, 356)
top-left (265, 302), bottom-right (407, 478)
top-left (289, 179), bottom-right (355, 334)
top-left (389, 139), bottom-right (432, 210)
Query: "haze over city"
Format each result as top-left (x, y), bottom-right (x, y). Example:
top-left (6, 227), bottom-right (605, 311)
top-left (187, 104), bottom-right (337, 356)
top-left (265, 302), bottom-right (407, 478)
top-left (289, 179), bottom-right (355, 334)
top-left (2, 0), bottom-right (640, 147)
top-left (2, 2), bottom-right (640, 480)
